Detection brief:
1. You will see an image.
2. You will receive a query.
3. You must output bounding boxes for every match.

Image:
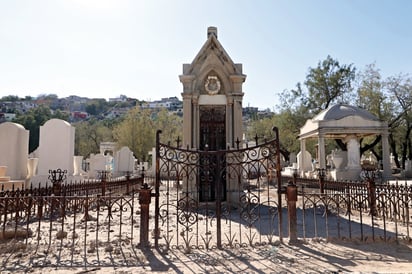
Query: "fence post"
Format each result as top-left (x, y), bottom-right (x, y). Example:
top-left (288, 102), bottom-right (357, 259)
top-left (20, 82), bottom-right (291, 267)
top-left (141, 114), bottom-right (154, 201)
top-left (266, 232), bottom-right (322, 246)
top-left (139, 183), bottom-right (152, 247)
top-left (317, 168), bottom-right (326, 194)
top-left (125, 171), bottom-right (130, 194)
top-left (101, 171), bottom-right (107, 196)
top-left (367, 178), bottom-right (377, 216)
top-left (287, 180), bottom-right (298, 244)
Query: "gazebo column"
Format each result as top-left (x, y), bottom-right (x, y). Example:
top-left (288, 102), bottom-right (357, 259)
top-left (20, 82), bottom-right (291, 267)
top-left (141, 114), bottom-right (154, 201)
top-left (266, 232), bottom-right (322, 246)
top-left (381, 131), bottom-right (391, 179)
top-left (318, 134), bottom-right (326, 169)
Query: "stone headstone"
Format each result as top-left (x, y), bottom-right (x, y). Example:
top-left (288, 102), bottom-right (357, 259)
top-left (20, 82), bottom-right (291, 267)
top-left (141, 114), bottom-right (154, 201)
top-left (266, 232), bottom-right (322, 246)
top-left (297, 150), bottom-right (312, 172)
top-left (114, 146), bottom-right (135, 176)
top-left (73, 156), bottom-right (85, 176)
top-left (0, 122), bottom-right (29, 180)
top-left (88, 154), bottom-right (113, 179)
top-left (289, 152), bottom-right (297, 165)
top-left (37, 119), bottom-right (75, 176)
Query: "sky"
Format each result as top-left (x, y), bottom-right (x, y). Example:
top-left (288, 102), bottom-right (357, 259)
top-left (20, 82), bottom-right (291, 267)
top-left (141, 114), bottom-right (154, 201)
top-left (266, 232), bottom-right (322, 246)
top-left (1, 0), bottom-right (412, 110)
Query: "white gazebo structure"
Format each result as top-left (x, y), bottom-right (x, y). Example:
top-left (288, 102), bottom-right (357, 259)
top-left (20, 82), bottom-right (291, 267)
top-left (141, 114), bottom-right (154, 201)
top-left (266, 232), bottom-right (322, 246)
top-left (299, 104), bottom-right (391, 181)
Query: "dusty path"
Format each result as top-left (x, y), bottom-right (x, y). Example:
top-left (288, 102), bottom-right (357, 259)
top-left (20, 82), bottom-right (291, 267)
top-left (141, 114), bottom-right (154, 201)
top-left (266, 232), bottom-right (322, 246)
top-left (2, 240), bottom-right (412, 273)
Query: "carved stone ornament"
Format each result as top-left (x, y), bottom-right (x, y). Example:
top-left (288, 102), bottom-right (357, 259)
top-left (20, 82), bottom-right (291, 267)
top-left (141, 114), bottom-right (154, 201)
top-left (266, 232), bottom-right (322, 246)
top-left (204, 75), bottom-right (221, 95)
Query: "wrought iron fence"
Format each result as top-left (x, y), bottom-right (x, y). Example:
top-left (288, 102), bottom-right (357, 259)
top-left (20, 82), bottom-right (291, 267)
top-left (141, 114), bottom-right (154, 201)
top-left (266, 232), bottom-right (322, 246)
top-left (298, 183), bottom-right (412, 243)
top-left (0, 194), bottom-right (146, 270)
top-left (0, 175), bottom-right (143, 198)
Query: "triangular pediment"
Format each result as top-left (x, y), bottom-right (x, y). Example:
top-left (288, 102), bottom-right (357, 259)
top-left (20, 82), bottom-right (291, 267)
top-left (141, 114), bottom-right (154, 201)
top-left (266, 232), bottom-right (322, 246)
top-left (183, 32), bottom-right (243, 77)
top-left (180, 27), bottom-right (245, 96)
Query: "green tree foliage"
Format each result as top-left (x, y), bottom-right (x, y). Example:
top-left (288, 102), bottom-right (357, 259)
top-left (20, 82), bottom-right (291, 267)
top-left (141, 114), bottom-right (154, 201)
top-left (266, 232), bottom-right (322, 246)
top-left (154, 108), bottom-right (183, 145)
top-left (355, 65), bottom-right (412, 169)
top-left (304, 55), bottom-right (356, 113)
top-left (385, 74), bottom-right (412, 168)
top-left (0, 95), bottom-right (20, 101)
top-left (354, 64), bottom-right (389, 163)
top-left (85, 99), bottom-right (111, 116)
top-left (12, 105), bottom-right (69, 153)
top-left (247, 107), bottom-right (310, 161)
top-left (278, 56), bottom-right (356, 115)
top-left (265, 56), bottom-right (357, 159)
top-left (74, 118), bottom-right (114, 157)
top-left (356, 64), bottom-right (388, 118)
top-left (113, 107), bottom-right (182, 161)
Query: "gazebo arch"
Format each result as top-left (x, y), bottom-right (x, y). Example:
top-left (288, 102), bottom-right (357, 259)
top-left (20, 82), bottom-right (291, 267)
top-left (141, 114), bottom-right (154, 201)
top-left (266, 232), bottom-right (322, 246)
top-left (298, 104), bottom-right (391, 181)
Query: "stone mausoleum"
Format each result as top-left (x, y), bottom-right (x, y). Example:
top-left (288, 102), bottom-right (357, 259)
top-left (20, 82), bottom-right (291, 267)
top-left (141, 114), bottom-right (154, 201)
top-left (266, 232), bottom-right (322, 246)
top-left (180, 27), bottom-right (246, 151)
top-left (179, 27), bottom-right (246, 202)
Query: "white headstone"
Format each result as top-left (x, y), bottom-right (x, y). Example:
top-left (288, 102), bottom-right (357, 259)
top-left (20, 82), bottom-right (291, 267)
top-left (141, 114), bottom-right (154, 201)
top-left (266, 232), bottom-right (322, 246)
top-left (37, 119), bottom-right (75, 175)
top-left (297, 150), bottom-right (312, 172)
top-left (114, 146), bottom-right (135, 176)
top-left (289, 152), bottom-right (297, 165)
top-left (73, 155), bottom-right (85, 176)
top-left (88, 154), bottom-right (107, 178)
top-left (0, 122), bottom-right (29, 180)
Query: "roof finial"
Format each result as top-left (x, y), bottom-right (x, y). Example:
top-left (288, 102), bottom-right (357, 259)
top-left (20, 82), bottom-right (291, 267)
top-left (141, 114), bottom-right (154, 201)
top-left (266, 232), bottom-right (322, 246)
top-left (207, 26), bottom-right (217, 39)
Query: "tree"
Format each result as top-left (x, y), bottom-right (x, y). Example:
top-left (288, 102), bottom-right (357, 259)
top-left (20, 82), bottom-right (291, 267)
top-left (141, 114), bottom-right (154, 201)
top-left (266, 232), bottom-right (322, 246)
top-left (85, 99), bottom-right (110, 116)
top-left (74, 118), bottom-right (114, 157)
top-left (247, 107), bottom-right (309, 162)
top-left (356, 64), bottom-right (388, 119)
top-left (13, 105), bottom-right (69, 153)
top-left (304, 55), bottom-right (356, 113)
top-left (114, 107), bottom-right (153, 161)
top-left (385, 74), bottom-right (412, 168)
top-left (154, 108), bottom-right (183, 145)
top-left (1, 95), bottom-right (20, 102)
top-left (278, 56), bottom-right (356, 114)
top-left (274, 56), bottom-right (357, 159)
top-left (114, 107), bottom-right (182, 161)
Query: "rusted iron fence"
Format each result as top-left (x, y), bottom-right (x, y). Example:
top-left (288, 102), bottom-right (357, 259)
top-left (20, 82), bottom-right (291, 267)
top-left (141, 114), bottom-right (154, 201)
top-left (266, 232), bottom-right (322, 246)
top-left (0, 194), bottom-right (146, 269)
top-left (0, 174), bottom-right (148, 270)
top-left (0, 174), bottom-right (143, 198)
top-left (283, 176), bottom-right (412, 244)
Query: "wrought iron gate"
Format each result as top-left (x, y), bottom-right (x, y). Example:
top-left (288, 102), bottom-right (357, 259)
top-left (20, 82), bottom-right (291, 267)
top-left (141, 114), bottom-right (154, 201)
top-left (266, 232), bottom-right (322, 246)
top-left (154, 128), bottom-right (284, 250)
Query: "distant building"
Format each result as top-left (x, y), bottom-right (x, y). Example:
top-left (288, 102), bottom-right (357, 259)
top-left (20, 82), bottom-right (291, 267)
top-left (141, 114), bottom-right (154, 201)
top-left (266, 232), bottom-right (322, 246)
top-left (0, 100), bottom-right (37, 114)
top-left (243, 106), bottom-right (258, 117)
top-left (104, 107), bottom-right (130, 119)
top-left (71, 111), bottom-right (89, 120)
top-left (109, 95), bottom-right (128, 103)
top-left (0, 113), bottom-right (16, 123)
top-left (143, 97), bottom-right (182, 111)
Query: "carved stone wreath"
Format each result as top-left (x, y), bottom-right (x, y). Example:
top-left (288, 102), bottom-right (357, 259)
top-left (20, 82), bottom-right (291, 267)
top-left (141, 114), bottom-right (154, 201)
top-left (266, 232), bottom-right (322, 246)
top-left (204, 75), bottom-right (221, 95)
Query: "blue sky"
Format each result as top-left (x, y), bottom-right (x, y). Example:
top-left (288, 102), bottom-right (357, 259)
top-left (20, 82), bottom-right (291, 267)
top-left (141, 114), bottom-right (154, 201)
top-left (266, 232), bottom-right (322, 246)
top-left (1, 0), bottom-right (411, 110)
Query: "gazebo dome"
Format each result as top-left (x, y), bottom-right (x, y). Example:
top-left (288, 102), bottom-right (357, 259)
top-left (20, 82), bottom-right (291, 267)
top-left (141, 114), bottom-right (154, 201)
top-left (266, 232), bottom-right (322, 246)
top-left (299, 104), bottom-right (386, 140)
top-left (313, 104), bottom-right (380, 122)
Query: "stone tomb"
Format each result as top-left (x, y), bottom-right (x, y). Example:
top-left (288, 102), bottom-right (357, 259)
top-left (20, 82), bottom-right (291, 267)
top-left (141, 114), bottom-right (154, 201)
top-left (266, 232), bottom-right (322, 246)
top-left (179, 27), bottom-right (246, 203)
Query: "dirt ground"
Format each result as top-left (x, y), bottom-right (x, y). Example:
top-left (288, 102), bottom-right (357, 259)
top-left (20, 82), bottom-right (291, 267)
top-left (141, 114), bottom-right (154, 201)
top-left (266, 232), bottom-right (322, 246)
top-left (1, 239), bottom-right (412, 274)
